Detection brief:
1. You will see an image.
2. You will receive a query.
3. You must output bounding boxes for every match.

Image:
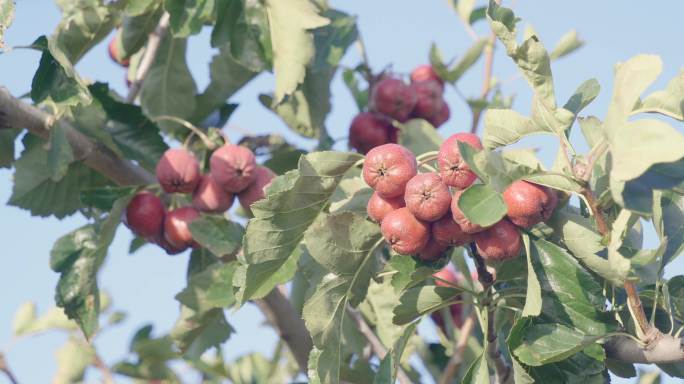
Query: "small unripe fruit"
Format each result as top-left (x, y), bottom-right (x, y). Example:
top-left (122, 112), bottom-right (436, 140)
top-left (192, 174), bottom-right (234, 213)
top-left (363, 144), bottom-right (417, 198)
top-left (164, 206), bottom-right (200, 249)
top-left (210, 144), bottom-right (257, 193)
top-left (473, 219), bottom-right (522, 261)
top-left (108, 37), bottom-right (129, 67)
top-left (432, 214), bottom-right (472, 246)
top-left (450, 189), bottom-right (486, 234)
top-left (349, 112), bottom-right (394, 154)
top-left (367, 192), bottom-right (405, 223)
top-left (410, 65), bottom-right (444, 88)
top-left (238, 166), bottom-right (276, 213)
top-left (381, 207), bottom-right (429, 255)
top-left (418, 237), bottom-right (449, 261)
top-left (503, 180), bottom-right (559, 228)
top-left (428, 101), bottom-right (450, 128)
top-left (438, 133), bottom-right (483, 189)
top-left (156, 149), bottom-right (201, 194)
top-left (410, 80), bottom-right (444, 120)
top-left (125, 191), bottom-right (165, 239)
top-left (370, 77), bottom-right (417, 122)
top-left (404, 172), bottom-right (451, 222)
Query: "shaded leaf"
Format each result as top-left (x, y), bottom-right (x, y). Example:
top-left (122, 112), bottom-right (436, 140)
top-left (0, 128), bottom-right (19, 168)
top-left (513, 323), bottom-right (604, 366)
top-left (189, 215), bottom-right (244, 257)
top-left (393, 285), bottom-right (461, 325)
top-left (462, 351), bottom-right (489, 384)
top-left (171, 306), bottom-right (234, 360)
top-left (653, 191), bottom-right (684, 269)
top-left (165, 0), bottom-right (216, 37)
top-left (398, 119), bottom-right (443, 155)
top-left (47, 124), bottom-right (74, 181)
top-left (522, 234), bottom-right (542, 317)
top-left (176, 262), bottom-right (237, 314)
top-left (120, 5), bottom-right (163, 58)
top-left (457, 183), bottom-right (507, 227)
top-left (373, 322), bottom-right (417, 384)
top-left (80, 186), bottom-right (138, 211)
top-left (563, 78), bottom-right (600, 116)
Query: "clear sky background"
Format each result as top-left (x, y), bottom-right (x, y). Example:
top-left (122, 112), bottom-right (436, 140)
top-left (1, 1), bottom-right (683, 383)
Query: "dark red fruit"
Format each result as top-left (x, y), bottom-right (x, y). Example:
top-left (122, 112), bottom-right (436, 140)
top-left (164, 206), bottom-right (200, 249)
top-left (404, 172), bottom-right (451, 222)
top-left (503, 180), bottom-right (559, 228)
top-left (418, 237), bottom-right (449, 261)
top-left (432, 214), bottom-right (472, 246)
top-left (370, 77), bottom-right (417, 122)
top-left (410, 80), bottom-right (444, 120)
top-left (380, 207), bottom-right (429, 255)
top-left (156, 149), bottom-right (200, 194)
top-left (125, 191), bottom-right (165, 239)
top-left (363, 144), bottom-right (417, 198)
top-left (411, 65), bottom-right (444, 87)
top-left (428, 101), bottom-right (450, 128)
top-left (238, 166), bottom-right (276, 213)
top-left (450, 189), bottom-right (486, 234)
top-left (210, 144), bottom-right (257, 193)
top-left (367, 191), bottom-right (405, 223)
top-left (431, 266), bottom-right (463, 329)
top-left (156, 235), bottom-right (187, 255)
top-left (108, 37), bottom-right (129, 67)
top-left (192, 174), bottom-right (234, 213)
top-left (349, 112), bottom-right (394, 154)
top-left (433, 266), bottom-right (459, 287)
top-left (437, 133), bottom-right (483, 189)
top-left (473, 219), bottom-right (522, 261)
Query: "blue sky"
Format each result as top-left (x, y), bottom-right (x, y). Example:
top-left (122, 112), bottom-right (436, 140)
top-left (1, 1), bottom-right (683, 383)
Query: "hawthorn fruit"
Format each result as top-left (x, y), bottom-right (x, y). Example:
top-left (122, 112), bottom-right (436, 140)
top-left (418, 236), bottom-right (449, 261)
top-left (349, 112), bottom-right (395, 154)
top-left (238, 166), bottom-right (276, 213)
top-left (366, 191), bottom-right (405, 223)
top-left (363, 143), bottom-right (417, 198)
top-left (156, 148), bottom-right (201, 194)
top-left (450, 189), bottom-right (486, 234)
top-left (370, 77), bottom-right (417, 122)
top-left (410, 65), bottom-right (444, 88)
top-left (503, 180), bottom-right (559, 228)
top-left (108, 37), bottom-right (129, 67)
top-left (192, 174), bottom-right (234, 213)
top-left (431, 214), bottom-right (472, 246)
top-left (473, 219), bottom-right (522, 261)
top-left (427, 101), bottom-right (450, 128)
top-left (404, 172), bottom-right (451, 222)
top-left (380, 207), bottom-right (429, 255)
top-left (164, 206), bottom-right (200, 249)
top-left (410, 80), bottom-right (444, 121)
top-left (125, 191), bottom-right (165, 239)
top-left (437, 133), bottom-right (482, 189)
top-left (210, 144), bottom-right (257, 193)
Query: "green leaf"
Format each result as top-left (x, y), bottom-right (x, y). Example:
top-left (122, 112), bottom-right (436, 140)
top-left (125, 0), bottom-right (160, 16)
top-left (120, 6), bottom-right (163, 59)
top-left (176, 262), bottom-right (237, 313)
top-left (52, 1), bottom-right (122, 63)
top-left (398, 119), bottom-right (443, 155)
top-left (632, 69), bottom-right (684, 121)
top-left (171, 306), bottom-right (233, 360)
top-left (80, 186), bottom-right (138, 211)
top-left (329, 176), bottom-right (372, 215)
top-left (0, 0), bottom-right (15, 50)
top-left (0, 128), bottom-right (19, 168)
top-left (29, 35), bottom-right (92, 107)
top-left (653, 191), bottom-right (684, 269)
top-left (483, 108), bottom-right (546, 150)
top-left (140, 35), bottom-right (197, 136)
top-left (12, 302), bottom-right (37, 336)
top-left (302, 212), bottom-right (383, 384)
top-left (50, 195), bottom-right (131, 338)
top-left (237, 151), bottom-right (362, 303)
top-left (9, 135), bottom-right (109, 218)
top-left (373, 322), bottom-right (417, 384)
top-left (549, 30), bottom-right (584, 60)
top-left (513, 323), bottom-right (604, 366)
top-left (462, 352), bottom-right (489, 384)
top-left (342, 68), bottom-right (368, 112)
top-left (225, 352), bottom-right (291, 384)
top-left (563, 78), bottom-right (600, 116)
top-left (265, 0), bottom-right (329, 103)
top-left (364, 279), bottom-right (405, 347)
top-left (446, 38), bottom-right (488, 83)
top-left (211, 0), bottom-right (269, 71)
top-left (522, 234), bottom-right (542, 317)
top-left (193, 44), bottom-right (259, 124)
top-left (529, 352), bottom-right (608, 383)
top-left (53, 338), bottom-right (96, 384)
top-left (393, 285), bottom-right (461, 325)
top-left (47, 124), bottom-right (74, 181)
top-left (165, 0), bottom-right (216, 37)
top-left (189, 215), bottom-right (244, 257)
top-left (457, 184), bottom-right (507, 227)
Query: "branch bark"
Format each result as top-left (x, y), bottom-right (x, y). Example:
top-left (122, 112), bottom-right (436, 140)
top-left (0, 353), bottom-right (18, 384)
top-left (605, 334), bottom-right (684, 364)
top-left (438, 314), bottom-right (476, 384)
top-left (347, 307), bottom-right (412, 384)
top-left (125, 12), bottom-right (171, 103)
top-left (0, 87), bottom-right (313, 373)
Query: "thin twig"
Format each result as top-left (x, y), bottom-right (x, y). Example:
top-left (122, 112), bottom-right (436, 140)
top-left (152, 115), bottom-right (216, 150)
top-left (438, 314), bottom-right (477, 384)
top-left (125, 12), bottom-right (171, 103)
top-left (470, 32), bottom-right (497, 134)
top-left (93, 355), bottom-right (114, 384)
top-left (625, 281), bottom-right (653, 337)
top-left (347, 306), bottom-right (412, 384)
top-left (580, 187), bottom-right (609, 237)
top-left (0, 353), bottom-right (18, 384)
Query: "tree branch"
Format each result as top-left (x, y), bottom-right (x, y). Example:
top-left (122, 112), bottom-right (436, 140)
top-left (470, 32), bottom-right (496, 134)
top-left (0, 353), bottom-right (18, 384)
top-left (347, 306), bottom-right (412, 384)
top-left (438, 314), bottom-right (476, 384)
top-left (92, 355), bottom-right (114, 384)
top-left (125, 12), bottom-right (171, 103)
top-left (605, 334), bottom-right (684, 364)
top-left (0, 87), bottom-right (313, 374)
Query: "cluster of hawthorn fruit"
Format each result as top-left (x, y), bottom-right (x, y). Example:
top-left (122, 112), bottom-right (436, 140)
top-left (362, 133), bottom-right (559, 263)
top-left (124, 145), bottom-right (275, 255)
top-left (349, 65), bottom-right (450, 154)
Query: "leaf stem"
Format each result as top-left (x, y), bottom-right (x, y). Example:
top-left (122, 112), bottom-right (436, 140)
top-left (152, 115), bottom-right (217, 150)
